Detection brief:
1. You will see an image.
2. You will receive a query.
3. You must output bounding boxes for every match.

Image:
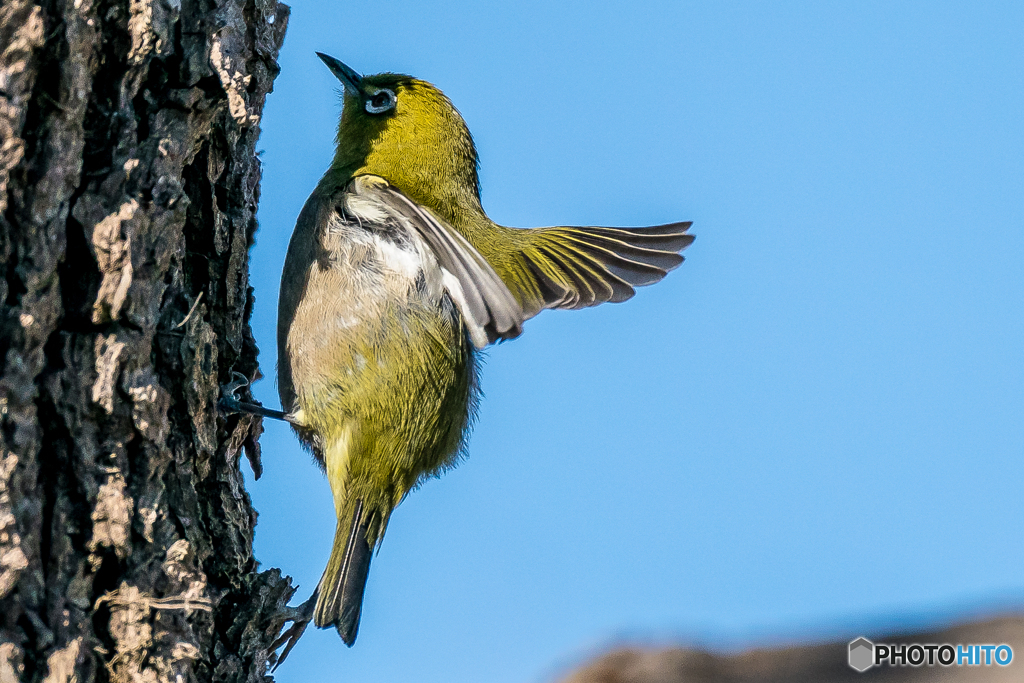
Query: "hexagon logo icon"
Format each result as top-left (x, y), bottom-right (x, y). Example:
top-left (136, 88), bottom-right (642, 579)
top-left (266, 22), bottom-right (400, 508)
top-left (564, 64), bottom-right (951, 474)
top-left (848, 637), bottom-right (874, 672)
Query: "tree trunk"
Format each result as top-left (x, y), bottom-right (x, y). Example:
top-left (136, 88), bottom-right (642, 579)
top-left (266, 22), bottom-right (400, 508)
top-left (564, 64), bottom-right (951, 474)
top-left (0, 0), bottom-right (291, 680)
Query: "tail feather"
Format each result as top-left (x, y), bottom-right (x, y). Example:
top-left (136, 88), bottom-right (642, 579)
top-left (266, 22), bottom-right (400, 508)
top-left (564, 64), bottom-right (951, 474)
top-left (314, 500), bottom-right (373, 646)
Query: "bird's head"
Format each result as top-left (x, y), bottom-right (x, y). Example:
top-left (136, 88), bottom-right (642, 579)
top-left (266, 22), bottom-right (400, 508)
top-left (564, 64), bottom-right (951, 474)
top-left (318, 53), bottom-right (483, 225)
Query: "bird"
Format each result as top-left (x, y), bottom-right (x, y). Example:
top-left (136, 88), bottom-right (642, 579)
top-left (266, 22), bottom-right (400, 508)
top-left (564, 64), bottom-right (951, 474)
top-left (270, 53), bottom-right (694, 654)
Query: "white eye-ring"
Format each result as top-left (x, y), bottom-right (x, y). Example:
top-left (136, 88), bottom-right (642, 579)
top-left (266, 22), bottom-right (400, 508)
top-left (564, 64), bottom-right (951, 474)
top-left (365, 88), bottom-right (396, 114)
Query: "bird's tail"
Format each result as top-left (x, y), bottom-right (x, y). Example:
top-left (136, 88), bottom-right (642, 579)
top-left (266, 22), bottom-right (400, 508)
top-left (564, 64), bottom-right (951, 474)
top-left (314, 499), bottom-right (373, 645)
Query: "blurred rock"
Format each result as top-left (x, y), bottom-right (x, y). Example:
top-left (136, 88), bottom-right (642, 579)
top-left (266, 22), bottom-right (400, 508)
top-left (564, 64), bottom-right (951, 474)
top-left (558, 614), bottom-right (1024, 683)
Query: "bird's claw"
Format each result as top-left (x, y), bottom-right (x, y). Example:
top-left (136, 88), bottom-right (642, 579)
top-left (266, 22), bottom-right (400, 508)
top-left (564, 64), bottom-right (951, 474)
top-left (269, 595), bottom-right (317, 671)
top-left (219, 372), bottom-right (293, 423)
top-left (219, 371), bottom-right (254, 414)
top-left (222, 371), bottom-right (251, 398)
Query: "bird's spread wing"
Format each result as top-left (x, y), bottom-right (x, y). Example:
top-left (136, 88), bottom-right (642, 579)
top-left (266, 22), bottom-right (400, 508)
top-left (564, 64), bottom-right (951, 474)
top-left (347, 176), bottom-right (524, 348)
top-left (490, 222), bottom-right (695, 319)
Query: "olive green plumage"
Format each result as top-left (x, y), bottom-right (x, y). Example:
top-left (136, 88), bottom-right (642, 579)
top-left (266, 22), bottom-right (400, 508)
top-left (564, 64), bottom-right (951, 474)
top-left (276, 54), bottom-right (694, 646)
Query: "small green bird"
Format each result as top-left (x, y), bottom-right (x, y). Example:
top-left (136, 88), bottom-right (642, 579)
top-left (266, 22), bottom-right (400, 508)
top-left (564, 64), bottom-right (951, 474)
top-left (275, 54), bottom-right (693, 649)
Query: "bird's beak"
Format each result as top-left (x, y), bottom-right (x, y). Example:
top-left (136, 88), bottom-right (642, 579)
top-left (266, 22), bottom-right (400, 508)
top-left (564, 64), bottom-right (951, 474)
top-left (316, 52), bottom-right (362, 97)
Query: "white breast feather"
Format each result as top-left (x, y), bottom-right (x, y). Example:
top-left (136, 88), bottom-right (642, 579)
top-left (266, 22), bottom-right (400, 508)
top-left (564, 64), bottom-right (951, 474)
top-left (323, 192), bottom-right (452, 335)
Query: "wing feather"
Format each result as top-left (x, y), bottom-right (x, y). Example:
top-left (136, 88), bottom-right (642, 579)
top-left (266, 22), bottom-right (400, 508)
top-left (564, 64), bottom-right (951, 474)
top-left (502, 221), bottom-right (694, 317)
top-left (342, 175), bottom-right (692, 338)
top-left (349, 176), bottom-right (524, 348)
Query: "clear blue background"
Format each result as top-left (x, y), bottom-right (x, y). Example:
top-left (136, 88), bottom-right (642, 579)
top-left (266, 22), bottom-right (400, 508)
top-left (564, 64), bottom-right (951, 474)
top-left (246, 2), bottom-right (1024, 681)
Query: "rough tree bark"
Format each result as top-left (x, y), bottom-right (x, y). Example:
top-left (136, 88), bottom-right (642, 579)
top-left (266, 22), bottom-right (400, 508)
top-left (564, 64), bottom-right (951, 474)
top-left (0, 0), bottom-right (292, 681)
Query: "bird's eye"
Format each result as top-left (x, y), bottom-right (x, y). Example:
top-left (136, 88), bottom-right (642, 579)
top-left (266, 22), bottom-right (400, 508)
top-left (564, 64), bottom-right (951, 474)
top-left (365, 89), bottom-right (396, 114)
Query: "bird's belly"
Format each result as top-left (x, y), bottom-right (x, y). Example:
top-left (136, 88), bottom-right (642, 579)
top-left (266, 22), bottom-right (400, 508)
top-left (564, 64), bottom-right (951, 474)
top-left (285, 227), bottom-right (476, 480)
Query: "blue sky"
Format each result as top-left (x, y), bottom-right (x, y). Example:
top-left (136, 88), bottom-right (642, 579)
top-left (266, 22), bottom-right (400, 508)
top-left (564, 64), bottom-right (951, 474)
top-left (246, 2), bottom-right (1023, 681)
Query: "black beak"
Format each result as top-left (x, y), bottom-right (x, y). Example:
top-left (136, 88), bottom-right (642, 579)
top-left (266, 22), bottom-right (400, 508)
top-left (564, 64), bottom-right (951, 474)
top-left (316, 53), bottom-right (362, 97)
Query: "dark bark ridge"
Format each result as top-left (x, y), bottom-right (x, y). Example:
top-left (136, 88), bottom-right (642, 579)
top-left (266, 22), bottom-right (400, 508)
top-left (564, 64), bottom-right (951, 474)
top-left (0, 0), bottom-right (292, 681)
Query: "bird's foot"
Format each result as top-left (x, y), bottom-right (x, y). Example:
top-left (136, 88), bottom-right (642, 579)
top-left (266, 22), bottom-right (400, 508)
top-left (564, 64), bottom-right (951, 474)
top-left (219, 371), bottom-right (294, 423)
top-left (269, 593), bottom-right (317, 671)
